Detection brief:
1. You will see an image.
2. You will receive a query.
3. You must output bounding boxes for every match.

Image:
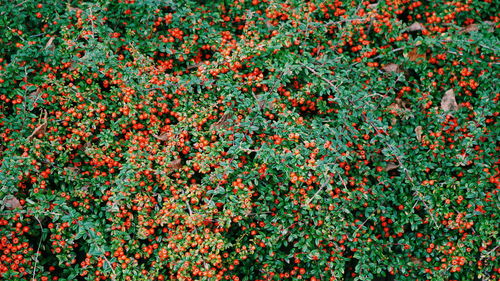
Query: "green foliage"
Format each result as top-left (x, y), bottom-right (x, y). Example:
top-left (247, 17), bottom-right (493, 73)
top-left (0, 0), bottom-right (498, 280)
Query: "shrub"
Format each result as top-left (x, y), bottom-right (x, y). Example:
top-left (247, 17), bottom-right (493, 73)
top-left (0, 0), bottom-right (498, 280)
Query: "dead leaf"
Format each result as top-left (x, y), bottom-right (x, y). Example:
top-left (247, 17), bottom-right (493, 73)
top-left (385, 163), bottom-right (399, 172)
top-left (67, 3), bottom-right (83, 13)
top-left (65, 167), bottom-right (81, 175)
top-left (27, 110), bottom-right (48, 141)
top-left (45, 37), bottom-right (55, 50)
top-left (168, 159), bottom-right (182, 169)
top-left (407, 48), bottom-right (426, 63)
top-left (483, 21), bottom-right (495, 32)
top-left (80, 141), bottom-right (91, 151)
top-left (410, 257), bottom-right (423, 266)
top-left (210, 112), bottom-right (233, 130)
top-left (387, 102), bottom-right (401, 112)
top-left (152, 132), bottom-right (170, 141)
top-left (257, 99), bottom-right (275, 110)
top-left (382, 63), bottom-right (402, 73)
top-left (387, 98), bottom-right (411, 117)
top-left (396, 98), bottom-right (410, 109)
top-left (408, 22), bottom-right (425, 32)
top-left (29, 89), bottom-right (41, 101)
top-left (4, 196), bottom-right (21, 209)
top-left (441, 89), bottom-right (458, 112)
top-left (387, 102), bottom-right (402, 125)
top-left (415, 126), bottom-right (423, 142)
top-left (163, 158), bottom-right (183, 174)
top-left (459, 24), bottom-right (479, 34)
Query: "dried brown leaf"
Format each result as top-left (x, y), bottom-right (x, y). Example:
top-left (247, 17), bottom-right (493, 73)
top-left (153, 133), bottom-right (170, 141)
top-left (163, 158), bottom-right (183, 174)
top-left (441, 89), bottom-right (458, 112)
top-left (385, 163), bottom-right (399, 172)
top-left (415, 126), bottom-right (423, 142)
top-left (168, 159), bottom-right (182, 169)
top-left (387, 98), bottom-right (410, 114)
top-left (210, 112), bottom-right (233, 130)
top-left (4, 196), bottom-right (21, 209)
top-left (257, 99), bottom-right (275, 110)
top-left (382, 63), bottom-right (402, 73)
top-left (483, 21), bottom-right (495, 32)
top-left (410, 257), bottom-right (423, 266)
top-left (28, 110), bottom-right (48, 141)
top-left (66, 167), bottom-right (80, 174)
top-left (396, 98), bottom-right (410, 109)
top-left (67, 4), bottom-right (83, 13)
top-left (408, 22), bottom-right (425, 32)
top-left (407, 48), bottom-right (426, 63)
top-left (45, 37), bottom-right (55, 50)
top-left (29, 88), bottom-right (41, 99)
top-left (459, 24), bottom-right (479, 34)
top-left (387, 102), bottom-right (401, 112)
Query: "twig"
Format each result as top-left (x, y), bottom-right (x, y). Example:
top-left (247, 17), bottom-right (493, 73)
top-left (27, 109), bottom-right (48, 141)
top-left (299, 62), bottom-right (338, 90)
top-left (31, 216), bottom-right (44, 281)
top-left (480, 245), bottom-right (500, 260)
top-left (337, 173), bottom-right (349, 191)
top-left (184, 200), bottom-right (193, 215)
top-left (352, 93), bottom-right (389, 103)
top-left (305, 182), bottom-right (326, 206)
top-left (364, 117), bottom-right (440, 228)
top-left (479, 44), bottom-right (498, 52)
top-left (351, 212), bottom-right (375, 241)
top-left (97, 244), bottom-right (117, 280)
top-left (323, 17), bottom-right (368, 27)
top-left (81, 225), bottom-right (117, 280)
top-left (251, 91), bottom-right (264, 111)
top-left (16, 0), bottom-right (29, 7)
top-left (351, 46), bottom-right (406, 67)
top-left (29, 32), bottom-right (47, 38)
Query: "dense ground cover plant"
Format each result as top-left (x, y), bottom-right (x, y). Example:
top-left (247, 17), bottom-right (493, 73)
top-left (0, 0), bottom-right (498, 280)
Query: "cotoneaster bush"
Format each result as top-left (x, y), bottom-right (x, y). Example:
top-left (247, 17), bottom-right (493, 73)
top-left (0, 0), bottom-right (498, 280)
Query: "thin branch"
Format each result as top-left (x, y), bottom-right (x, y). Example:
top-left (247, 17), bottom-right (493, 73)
top-left (184, 200), bottom-right (193, 215)
top-left (305, 182), bottom-right (326, 206)
top-left (31, 216), bottom-right (44, 281)
top-left (27, 110), bottom-right (48, 141)
top-left (80, 225), bottom-right (117, 280)
top-left (364, 117), bottom-right (440, 228)
top-left (352, 46), bottom-right (406, 67)
top-left (16, 0), bottom-right (29, 7)
top-left (97, 245), bottom-right (117, 280)
top-left (299, 62), bottom-right (338, 90)
top-left (337, 173), bottom-right (349, 191)
top-left (351, 212), bottom-right (375, 241)
top-left (323, 17), bottom-right (368, 27)
top-left (480, 245), bottom-right (500, 260)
